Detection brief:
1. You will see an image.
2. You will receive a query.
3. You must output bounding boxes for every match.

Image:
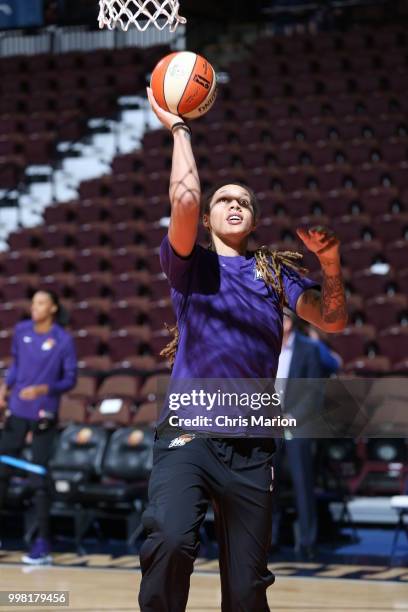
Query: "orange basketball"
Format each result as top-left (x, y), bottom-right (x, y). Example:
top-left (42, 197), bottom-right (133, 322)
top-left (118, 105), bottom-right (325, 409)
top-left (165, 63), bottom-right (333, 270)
top-left (150, 51), bottom-right (217, 120)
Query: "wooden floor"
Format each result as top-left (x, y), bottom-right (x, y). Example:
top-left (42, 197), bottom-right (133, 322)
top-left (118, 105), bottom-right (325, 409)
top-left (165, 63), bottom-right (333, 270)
top-left (0, 559), bottom-right (407, 612)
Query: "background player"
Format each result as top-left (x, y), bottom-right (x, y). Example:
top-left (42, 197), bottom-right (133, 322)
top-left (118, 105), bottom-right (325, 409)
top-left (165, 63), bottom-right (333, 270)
top-left (0, 290), bottom-right (77, 564)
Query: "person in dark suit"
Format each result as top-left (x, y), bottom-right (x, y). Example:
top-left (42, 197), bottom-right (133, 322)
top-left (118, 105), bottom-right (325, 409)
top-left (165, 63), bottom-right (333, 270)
top-left (272, 310), bottom-right (340, 560)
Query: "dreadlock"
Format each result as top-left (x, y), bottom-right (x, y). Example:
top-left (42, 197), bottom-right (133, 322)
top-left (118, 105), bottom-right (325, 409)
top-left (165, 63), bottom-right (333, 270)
top-left (160, 183), bottom-right (308, 368)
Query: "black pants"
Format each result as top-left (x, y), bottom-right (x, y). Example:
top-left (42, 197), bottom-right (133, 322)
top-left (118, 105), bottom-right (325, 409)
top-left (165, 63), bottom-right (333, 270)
top-left (138, 432), bottom-right (276, 612)
top-left (0, 414), bottom-right (57, 540)
top-left (271, 438), bottom-right (317, 549)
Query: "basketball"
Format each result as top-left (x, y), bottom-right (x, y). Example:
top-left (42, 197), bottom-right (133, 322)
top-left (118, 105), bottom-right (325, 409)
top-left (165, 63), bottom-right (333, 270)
top-left (150, 51), bottom-right (217, 119)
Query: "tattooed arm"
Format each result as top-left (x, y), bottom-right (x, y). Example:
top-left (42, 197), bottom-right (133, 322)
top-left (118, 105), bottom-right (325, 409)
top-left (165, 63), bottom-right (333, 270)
top-left (295, 226), bottom-right (348, 333)
top-left (146, 87), bottom-right (200, 257)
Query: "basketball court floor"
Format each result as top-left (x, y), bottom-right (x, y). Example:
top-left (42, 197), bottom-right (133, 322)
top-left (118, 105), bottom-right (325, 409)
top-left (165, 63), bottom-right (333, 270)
top-left (1, 550), bottom-right (407, 611)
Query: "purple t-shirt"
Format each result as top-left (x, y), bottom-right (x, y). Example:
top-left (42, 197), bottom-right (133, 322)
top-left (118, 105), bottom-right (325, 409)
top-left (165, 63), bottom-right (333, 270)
top-left (5, 320), bottom-right (78, 421)
top-left (160, 234), bottom-right (320, 379)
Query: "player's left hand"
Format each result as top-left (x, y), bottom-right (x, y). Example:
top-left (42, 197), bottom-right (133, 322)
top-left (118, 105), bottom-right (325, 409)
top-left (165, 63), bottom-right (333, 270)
top-left (296, 226), bottom-right (340, 260)
top-left (19, 385), bottom-right (49, 400)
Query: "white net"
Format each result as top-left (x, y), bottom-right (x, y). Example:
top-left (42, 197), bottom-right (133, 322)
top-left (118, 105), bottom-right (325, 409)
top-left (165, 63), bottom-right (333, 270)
top-left (98, 0), bottom-right (187, 32)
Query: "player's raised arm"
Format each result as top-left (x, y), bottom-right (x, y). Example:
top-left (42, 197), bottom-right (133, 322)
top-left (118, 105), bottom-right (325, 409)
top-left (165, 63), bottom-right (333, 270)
top-left (146, 87), bottom-right (200, 257)
top-left (295, 226), bottom-right (348, 333)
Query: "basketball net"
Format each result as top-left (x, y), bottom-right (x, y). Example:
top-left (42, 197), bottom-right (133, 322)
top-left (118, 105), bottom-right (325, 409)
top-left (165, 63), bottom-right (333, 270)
top-left (98, 0), bottom-right (187, 32)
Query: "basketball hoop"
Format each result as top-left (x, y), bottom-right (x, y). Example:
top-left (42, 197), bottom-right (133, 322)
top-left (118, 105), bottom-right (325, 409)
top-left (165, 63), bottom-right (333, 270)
top-left (98, 0), bottom-right (187, 32)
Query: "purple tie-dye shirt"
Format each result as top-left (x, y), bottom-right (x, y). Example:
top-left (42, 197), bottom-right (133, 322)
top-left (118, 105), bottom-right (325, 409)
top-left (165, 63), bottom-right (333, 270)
top-left (160, 234), bottom-right (320, 379)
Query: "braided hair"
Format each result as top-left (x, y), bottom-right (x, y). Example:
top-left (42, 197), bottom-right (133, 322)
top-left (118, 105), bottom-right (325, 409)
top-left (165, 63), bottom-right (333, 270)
top-left (160, 183), bottom-right (308, 368)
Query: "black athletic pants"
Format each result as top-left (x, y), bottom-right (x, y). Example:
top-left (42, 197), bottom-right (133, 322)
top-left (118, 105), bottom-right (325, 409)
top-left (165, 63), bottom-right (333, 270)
top-left (138, 431), bottom-right (276, 612)
top-left (0, 414), bottom-right (57, 540)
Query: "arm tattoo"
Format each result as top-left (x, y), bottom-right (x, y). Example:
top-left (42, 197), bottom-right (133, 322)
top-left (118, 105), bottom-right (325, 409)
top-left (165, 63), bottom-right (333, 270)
top-left (169, 165), bottom-right (200, 204)
top-left (321, 270), bottom-right (348, 324)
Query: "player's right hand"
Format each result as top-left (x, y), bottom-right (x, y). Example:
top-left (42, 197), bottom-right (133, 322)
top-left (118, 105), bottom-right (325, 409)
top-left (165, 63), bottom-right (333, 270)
top-left (146, 87), bottom-right (184, 131)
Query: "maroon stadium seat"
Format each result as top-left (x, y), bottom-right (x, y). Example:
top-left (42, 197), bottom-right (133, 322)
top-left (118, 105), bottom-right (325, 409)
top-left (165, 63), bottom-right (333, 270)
top-left (111, 271), bottom-right (151, 300)
top-left (372, 213), bottom-right (408, 242)
top-left (328, 325), bottom-right (376, 363)
top-left (76, 222), bottom-right (111, 249)
top-left (377, 326), bottom-right (408, 363)
top-left (110, 246), bottom-right (148, 274)
top-left (384, 240), bottom-right (408, 267)
top-left (76, 199), bottom-right (111, 225)
top-left (332, 214), bottom-right (373, 242)
top-left (43, 201), bottom-right (78, 225)
top-left (75, 248), bottom-right (111, 275)
top-left (69, 299), bottom-right (109, 328)
top-left (110, 197), bottom-right (147, 224)
top-left (109, 297), bottom-right (149, 330)
top-left (365, 294), bottom-right (407, 329)
top-left (342, 240), bottom-right (383, 269)
top-left (360, 187), bottom-right (400, 216)
top-left (2, 275), bottom-right (38, 301)
top-left (351, 268), bottom-right (396, 299)
top-left (108, 327), bottom-right (152, 363)
top-left (72, 327), bottom-right (108, 359)
top-left (75, 273), bottom-right (112, 301)
top-left (37, 249), bottom-right (75, 275)
top-left (111, 221), bottom-right (146, 248)
top-left (41, 224), bottom-right (76, 250)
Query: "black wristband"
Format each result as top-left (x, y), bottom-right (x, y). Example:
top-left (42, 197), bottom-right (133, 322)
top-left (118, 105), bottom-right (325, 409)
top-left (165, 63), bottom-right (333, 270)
top-left (171, 122), bottom-right (192, 136)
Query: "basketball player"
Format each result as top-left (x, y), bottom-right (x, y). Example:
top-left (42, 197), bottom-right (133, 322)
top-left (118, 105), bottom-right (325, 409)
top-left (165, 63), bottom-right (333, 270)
top-left (0, 290), bottom-right (77, 564)
top-left (138, 87), bottom-right (347, 611)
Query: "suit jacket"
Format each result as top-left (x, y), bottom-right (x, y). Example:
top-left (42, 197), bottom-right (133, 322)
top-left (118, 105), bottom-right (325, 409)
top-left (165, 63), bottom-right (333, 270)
top-left (283, 332), bottom-right (325, 432)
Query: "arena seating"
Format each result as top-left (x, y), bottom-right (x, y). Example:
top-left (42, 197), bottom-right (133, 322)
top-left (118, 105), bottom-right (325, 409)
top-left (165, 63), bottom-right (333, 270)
top-left (0, 25), bottom-right (407, 434)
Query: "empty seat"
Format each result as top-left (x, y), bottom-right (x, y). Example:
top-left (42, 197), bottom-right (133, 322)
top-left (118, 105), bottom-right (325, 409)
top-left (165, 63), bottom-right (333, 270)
top-left (322, 190), bottom-right (361, 216)
top-left (112, 271), bottom-right (151, 300)
top-left (8, 227), bottom-right (41, 250)
top-left (69, 300), bottom-right (109, 328)
top-left (110, 197), bottom-right (147, 224)
top-left (70, 375), bottom-right (99, 402)
top-left (72, 328), bottom-right (108, 359)
top-left (365, 295), bottom-right (407, 329)
top-left (360, 187), bottom-right (400, 216)
top-left (351, 268), bottom-right (396, 299)
top-left (41, 273), bottom-right (76, 298)
top-left (108, 327), bottom-right (152, 362)
top-left (43, 201), bottom-right (78, 225)
top-left (114, 354), bottom-right (158, 371)
top-left (1, 275), bottom-right (37, 301)
top-left (138, 373), bottom-right (171, 404)
top-left (111, 221), bottom-right (146, 248)
top-left (109, 298), bottom-right (149, 329)
top-left (332, 214), bottom-right (373, 242)
top-left (342, 240), bottom-right (383, 269)
top-left (0, 330), bottom-right (12, 357)
top-left (396, 270), bottom-right (408, 295)
top-left (74, 273), bottom-right (112, 301)
top-left (385, 240), bottom-right (408, 267)
top-left (76, 200), bottom-right (111, 225)
top-left (328, 325), bottom-right (376, 363)
top-left (77, 355), bottom-right (112, 372)
top-left (37, 249), bottom-right (75, 275)
top-left (377, 326), bottom-right (408, 363)
top-left (41, 224), bottom-right (76, 249)
top-left (59, 396), bottom-right (88, 426)
top-left (372, 213), bottom-right (408, 242)
top-left (344, 356), bottom-right (391, 374)
top-left (88, 375), bottom-right (142, 426)
top-left (131, 402), bottom-right (159, 426)
top-left (75, 248), bottom-right (111, 275)
top-left (75, 222), bottom-right (111, 249)
top-left (0, 303), bottom-right (29, 330)
top-left (110, 246), bottom-right (148, 275)
top-left (148, 300), bottom-right (176, 331)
